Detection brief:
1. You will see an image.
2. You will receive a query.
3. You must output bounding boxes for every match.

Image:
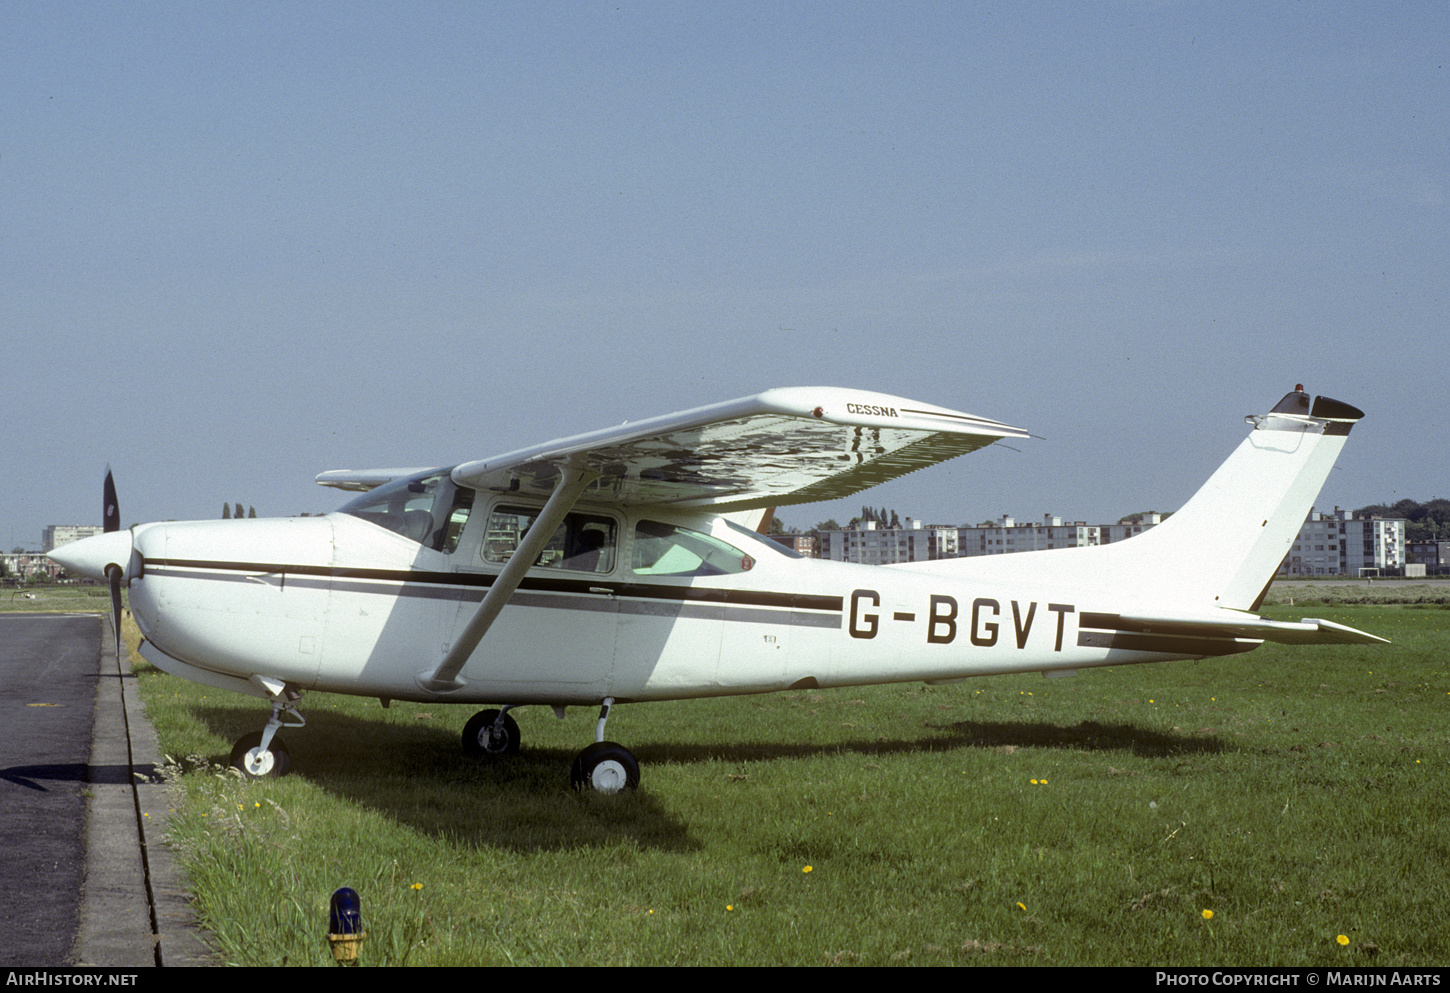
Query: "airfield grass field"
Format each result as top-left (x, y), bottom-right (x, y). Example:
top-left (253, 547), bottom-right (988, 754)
top-left (110, 598), bottom-right (1450, 968)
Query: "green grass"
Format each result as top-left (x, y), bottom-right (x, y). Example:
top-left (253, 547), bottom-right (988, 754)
top-left (132, 605), bottom-right (1449, 966)
top-left (1260, 582), bottom-right (1450, 606)
top-left (0, 585), bottom-right (115, 611)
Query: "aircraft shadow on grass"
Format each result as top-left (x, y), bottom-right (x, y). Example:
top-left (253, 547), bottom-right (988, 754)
top-left (177, 703), bottom-right (1227, 852)
top-left (933, 718), bottom-right (1228, 758)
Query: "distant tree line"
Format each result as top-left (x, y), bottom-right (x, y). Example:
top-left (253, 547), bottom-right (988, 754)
top-left (221, 503), bottom-right (257, 519)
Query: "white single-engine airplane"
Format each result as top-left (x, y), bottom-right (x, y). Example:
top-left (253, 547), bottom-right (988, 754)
top-left (51, 386), bottom-right (1386, 792)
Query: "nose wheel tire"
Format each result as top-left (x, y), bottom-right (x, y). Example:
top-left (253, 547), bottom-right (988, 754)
top-left (462, 709), bottom-right (521, 756)
top-left (570, 741), bottom-right (639, 794)
top-left (230, 732), bottom-right (291, 779)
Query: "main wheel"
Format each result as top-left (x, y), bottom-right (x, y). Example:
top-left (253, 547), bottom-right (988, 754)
top-left (229, 731), bottom-right (291, 779)
top-left (570, 741), bottom-right (640, 794)
top-left (462, 709), bottom-right (521, 757)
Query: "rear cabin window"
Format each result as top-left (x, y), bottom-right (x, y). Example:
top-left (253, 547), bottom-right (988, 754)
top-left (481, 505), bottom-right (617, 574)
top-left (631, 521), bottom-right (754, 577)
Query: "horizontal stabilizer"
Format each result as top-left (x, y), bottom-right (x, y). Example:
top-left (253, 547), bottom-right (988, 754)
top-left (1084, 610), bottom-right (1390, 647)
top-left (1291, 617), bottom-right (1393, 646)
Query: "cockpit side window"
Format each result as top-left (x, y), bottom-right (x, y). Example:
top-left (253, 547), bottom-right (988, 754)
top-left (338, 469), bottom-right (474, 553)
top-left (481, 505), bottom-right (617, 573)
top-left (631, 521), bottom-right (754, 577)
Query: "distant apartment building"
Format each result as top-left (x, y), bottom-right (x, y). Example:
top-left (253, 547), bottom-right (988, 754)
top-left (0, 524), bottom-right (106, 583)
top-left (958, 513), bottom-right (1102, 557)
top-left (43, 524), bottom-right (104, 552)
top-left (1279, 507), bottom-right (1405, 576)
top-left (767, 533), bottom-right (817, 557)
top-left (816, 518), bottom-right (957, 564)
top-left (815, 513), bottom-right (1161, 565)
top-left (1407, 540), bottom-right (1450, 575)
top-left (1099, 513), bottom-right (1164, 545)
top-left (811, 504), bottom-right (1408, 576)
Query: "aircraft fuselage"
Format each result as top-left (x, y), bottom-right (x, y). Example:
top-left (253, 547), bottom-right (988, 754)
top-left (127, 507), bottom-right (1237, 709)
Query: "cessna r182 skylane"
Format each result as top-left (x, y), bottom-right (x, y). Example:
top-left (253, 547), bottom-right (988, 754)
top-left (51, 386), bottom-right (1387, 793)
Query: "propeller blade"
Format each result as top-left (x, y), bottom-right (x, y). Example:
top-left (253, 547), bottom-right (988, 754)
top-left (103, 467), bottom-right (120, 533)
top-left (103, 468), bottom-right (122, 659)
top-left (107, 564), bottom-right (124, 662)
top-left (46, 464), bottom-right (135, 662)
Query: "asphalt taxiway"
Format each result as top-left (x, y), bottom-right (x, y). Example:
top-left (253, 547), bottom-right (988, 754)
top-left (1, 613), bottom-right (213, 967)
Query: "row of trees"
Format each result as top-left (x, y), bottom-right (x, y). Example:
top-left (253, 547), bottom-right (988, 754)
top-left (221, 504), bottom-right (257, 519)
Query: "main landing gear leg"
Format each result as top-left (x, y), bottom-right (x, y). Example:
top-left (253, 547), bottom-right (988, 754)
top-left (230, 682), bottom-right (304, 779)
top-left (462, 706), bottom-right (521, 756)
top-left (570, 697), bottom-right (639, 794)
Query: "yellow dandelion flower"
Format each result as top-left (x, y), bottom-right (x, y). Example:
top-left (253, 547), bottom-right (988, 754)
top-left (726, 904), bottom-right (734, 911)
top-left (1030, 779), bottom-right (1039, 785)
top-left (802, 865), bottom-right (813, 873)
top-left (1017, 902), bottom-right (1026, 911)
top-left (1337, 934), bottom-right (1349, 945)
top-left (411, 883), bottom-right (423, 891)
top-left (1201, 909), bottom-right (1214, 920)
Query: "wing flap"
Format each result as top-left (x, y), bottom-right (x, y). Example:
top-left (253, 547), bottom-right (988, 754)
top-left (449, 387), bottom-right (1027, 510)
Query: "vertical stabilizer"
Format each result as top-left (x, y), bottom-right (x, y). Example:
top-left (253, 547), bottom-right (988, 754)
top-left (1112, 388), bottom-right (1363, 609)
top-left (908, 388), bottom-right (1365, 612)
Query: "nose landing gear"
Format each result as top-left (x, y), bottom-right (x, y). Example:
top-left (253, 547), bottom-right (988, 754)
top-left (230, 681), bottom-right (304, 779)
top-left (230, 730), bottom-right (291, 778)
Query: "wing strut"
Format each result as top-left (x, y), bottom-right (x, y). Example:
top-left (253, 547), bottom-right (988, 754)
top-left (416, 459), bottom-right (595, 693)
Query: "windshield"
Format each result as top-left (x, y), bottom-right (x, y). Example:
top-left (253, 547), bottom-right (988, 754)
top-left (338, 467), bottom-right (474, 552)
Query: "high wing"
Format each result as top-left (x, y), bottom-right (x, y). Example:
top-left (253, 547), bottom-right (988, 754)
top-left (316, 467), bottom-right (439, 492)
top-left (312, 387), bottom-right (1028, 693)
top-left (441, 387), bottom-right (1028, 510)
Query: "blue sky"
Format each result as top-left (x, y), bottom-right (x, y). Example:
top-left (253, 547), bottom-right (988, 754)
top-left (5, 1), bottom-right (1445, 547)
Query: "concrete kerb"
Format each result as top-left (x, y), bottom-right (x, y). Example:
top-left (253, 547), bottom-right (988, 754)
top-left (77, 614), bottom-right (216, 967)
